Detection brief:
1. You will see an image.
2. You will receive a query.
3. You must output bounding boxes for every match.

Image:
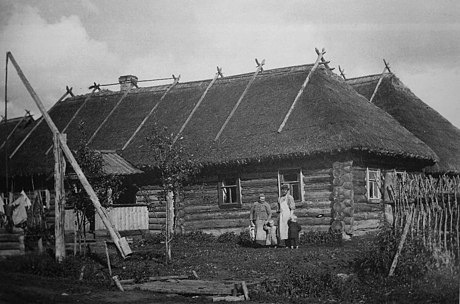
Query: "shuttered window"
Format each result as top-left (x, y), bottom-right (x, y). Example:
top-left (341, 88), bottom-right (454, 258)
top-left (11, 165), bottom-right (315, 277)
top-left (218, 177), bottom-right (242, 207)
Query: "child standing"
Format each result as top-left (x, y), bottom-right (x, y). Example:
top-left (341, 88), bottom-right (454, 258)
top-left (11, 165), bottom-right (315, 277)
top-left (264, 220), bottom-right (277, 247)
top-left (287, 215), bottom-right (302, 249)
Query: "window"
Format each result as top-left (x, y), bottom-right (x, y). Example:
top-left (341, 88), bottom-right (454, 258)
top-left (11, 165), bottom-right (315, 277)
top-left (279, 170), bottom-right (303, 201)
top-left (366, 168), bottom-right (381, 200)
top-left (218, 177), bottom-right (242, 207)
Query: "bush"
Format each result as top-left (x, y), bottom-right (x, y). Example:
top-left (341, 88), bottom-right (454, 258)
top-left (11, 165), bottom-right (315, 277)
top-left (353, 227), bottom-right (433, 280)
top-left (216, 232), bottom-right (239, 243)
top-left (258, 264), bottom-right (363, 302)
top-left (300, 230), bottom-right (342, 246)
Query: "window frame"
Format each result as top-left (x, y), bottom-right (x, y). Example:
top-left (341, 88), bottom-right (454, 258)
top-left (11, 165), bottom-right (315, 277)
top-left (218, 176), bottom-right (242, 208)
top-left (278, 169), bottom-right (304, 202)
top-left (366, 168), bottom-right (382, 201)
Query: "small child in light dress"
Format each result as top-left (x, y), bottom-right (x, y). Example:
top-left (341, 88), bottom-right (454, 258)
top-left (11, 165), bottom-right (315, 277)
top-left (264, 219), bottom-right (278, 247)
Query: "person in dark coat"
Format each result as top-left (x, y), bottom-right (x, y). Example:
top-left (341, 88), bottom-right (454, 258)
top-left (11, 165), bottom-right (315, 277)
top-left (287, 215), bottom-right (302, 249)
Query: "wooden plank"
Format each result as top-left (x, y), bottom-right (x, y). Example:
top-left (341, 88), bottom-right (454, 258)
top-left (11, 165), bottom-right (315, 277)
top-left (123, 280), bottom-right (234, 295)
top-left (173, 70), bottom-right (221, 144)
top-left (186, 218), bottom-right (249, 230)
top-left (184, 210), bottom-right (249, 221)
top-left (0, 242), bottom-right (21, 250)
top-left (277, 48), bottom-right (325, 133)
top-left (86, 88), bottom-right (131, 145)
top-left (214, 59), bottom-right (264, 141)
top-left (149, 218), bottom-right (166, 224)
top-left (122, 76), bottom-right (180, 151)
top-left (0, 249), bottom-right (24, 256)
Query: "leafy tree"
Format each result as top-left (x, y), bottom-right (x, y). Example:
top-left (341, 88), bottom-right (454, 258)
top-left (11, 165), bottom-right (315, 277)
top-left (66, 126), bottom-right (123, 254)
top-left (144, 126), bottom-right (200, 261)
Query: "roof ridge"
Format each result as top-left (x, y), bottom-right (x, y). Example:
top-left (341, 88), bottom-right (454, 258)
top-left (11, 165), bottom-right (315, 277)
top-left (346, 73), bottom-right (392, 85)
top-left (64, 63), bottom-right (317, 100)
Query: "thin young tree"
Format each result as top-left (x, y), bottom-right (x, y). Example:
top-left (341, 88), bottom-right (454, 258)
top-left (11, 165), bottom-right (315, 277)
top-left (144, 126), bottom-right (199, 262)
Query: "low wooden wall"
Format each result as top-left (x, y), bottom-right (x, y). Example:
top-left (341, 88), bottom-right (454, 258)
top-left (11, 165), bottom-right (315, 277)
top-left (0, 228), bottom-right (25, 257)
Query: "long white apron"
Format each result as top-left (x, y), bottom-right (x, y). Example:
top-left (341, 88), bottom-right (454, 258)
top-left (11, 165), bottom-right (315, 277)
top-left (278, 196), bottom-right (291, 240)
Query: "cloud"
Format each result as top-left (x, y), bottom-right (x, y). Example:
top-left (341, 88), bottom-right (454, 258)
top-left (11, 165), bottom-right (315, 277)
top-left (0, 4), bottom-right (120, 119)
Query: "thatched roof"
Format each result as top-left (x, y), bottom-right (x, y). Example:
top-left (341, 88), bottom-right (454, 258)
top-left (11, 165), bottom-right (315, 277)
top-left (6, 64), bottom-right (437, 176)
top-left (348, 73), bottom-right (460, 175)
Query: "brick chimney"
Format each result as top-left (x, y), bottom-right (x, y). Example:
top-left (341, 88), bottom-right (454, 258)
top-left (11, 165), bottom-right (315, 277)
top-left (118, 75), bottom-right (138, 91)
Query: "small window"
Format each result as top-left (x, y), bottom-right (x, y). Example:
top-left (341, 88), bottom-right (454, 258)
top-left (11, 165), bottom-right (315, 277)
top-left (366, 168), bottom-right (381, 200)
top-left (279, 170), bottom-right (303, 201)
top-left (218, 177), bottom-right (242, 207)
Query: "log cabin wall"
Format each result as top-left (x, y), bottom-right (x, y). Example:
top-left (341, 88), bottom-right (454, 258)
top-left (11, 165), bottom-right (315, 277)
top-left (137, 160), bottom-right (338, 235)
top-left (352, 166), bottom-right (383, 236)
top-left (302, 167), bottom-right (334, 232)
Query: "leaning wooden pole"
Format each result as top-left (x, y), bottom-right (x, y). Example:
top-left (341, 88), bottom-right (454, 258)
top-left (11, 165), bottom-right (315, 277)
top-left (10, 90), bottom-right (70, 159)
top-left (214, 60), bottom-right (264, 141)
top-left (122, 76), bottom-right (180, 151)
top-left (45, 87), bottom-right (98, 155)
top-left (369, 59), bottom-right (390, 103)
top-left (54, 133), bottom-right (66, 261)
top-left (278, 49), bottom-right (325, 133)
top-left (4, 53), bottom-right (9, 193)
top-left (173, 67), bottom-right (222, 145)
top-left (389, 205), bottom-right (414, 277)
top-left (0, 111), bottom-right (29, 150)
top-left (6, 52), bottom-right (131, 258)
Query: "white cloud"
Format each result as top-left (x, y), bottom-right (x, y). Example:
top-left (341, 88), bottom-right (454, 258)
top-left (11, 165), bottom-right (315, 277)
top-left (0, 4), bottom-right (120, 119)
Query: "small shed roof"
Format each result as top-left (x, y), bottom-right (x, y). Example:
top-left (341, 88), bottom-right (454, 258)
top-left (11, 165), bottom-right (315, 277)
top-left (100, 151), bottom-right (143, 175)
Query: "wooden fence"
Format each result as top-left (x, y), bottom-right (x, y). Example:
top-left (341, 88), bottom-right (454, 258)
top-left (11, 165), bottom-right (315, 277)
top-left (393, 174), bottom-right (460, 258)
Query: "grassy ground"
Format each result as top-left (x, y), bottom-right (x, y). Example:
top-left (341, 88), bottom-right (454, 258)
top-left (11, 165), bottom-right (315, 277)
top-left (0, 232), bottom-right (458, 303)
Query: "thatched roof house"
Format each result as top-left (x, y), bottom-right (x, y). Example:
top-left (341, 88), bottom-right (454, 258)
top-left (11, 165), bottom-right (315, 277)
top-left (1, 63), bottom-right (442, 235)
top-left (6, 65), bottom-right (435, 175)
top-left (347, 73), bottom-right (460, 175)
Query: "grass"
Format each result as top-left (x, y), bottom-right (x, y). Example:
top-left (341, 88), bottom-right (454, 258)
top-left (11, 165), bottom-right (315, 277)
top-left (0, 230), bottom-right (458, 303)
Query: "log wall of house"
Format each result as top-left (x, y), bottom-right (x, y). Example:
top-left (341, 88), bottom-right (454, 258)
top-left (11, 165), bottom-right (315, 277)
top-left (138, 166), bottom-right (336, 235)
top-left (352, 167), bottom-right (382, 236)
top-left (302, 168), bottom-right (333, 232)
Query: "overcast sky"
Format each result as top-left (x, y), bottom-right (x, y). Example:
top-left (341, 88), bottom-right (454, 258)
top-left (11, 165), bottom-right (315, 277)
top-left (1, 0), bottom-right (459, 129)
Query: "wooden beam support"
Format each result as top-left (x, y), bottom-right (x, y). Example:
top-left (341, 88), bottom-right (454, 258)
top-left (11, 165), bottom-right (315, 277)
top-left (45, 87), bottom-right (98, 155)
top-left (122, 75), bottom-right (180, 151)
top-left (10, 89), bottom-right (70, 159)
top-left (173, 67), bottom-right (223, 145)
top-left (54, 133), bottom-right (66, 262)
top-left (214, 59), bottom-right (264, 141)
top-left (86, 88), bottom-right (131, 145)
top-left (369, 60), bottom-right (390, 103)
top-left (278, 48), bottom-right (325, 133)
top-left (6, 52), bottom-right (131, 259)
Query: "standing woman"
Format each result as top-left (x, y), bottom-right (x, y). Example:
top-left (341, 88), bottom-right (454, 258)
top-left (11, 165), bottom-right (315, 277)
top-left (250, 194), bottom-right (272, 246)
top-left (277, 184), bottom-right (295, 247)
